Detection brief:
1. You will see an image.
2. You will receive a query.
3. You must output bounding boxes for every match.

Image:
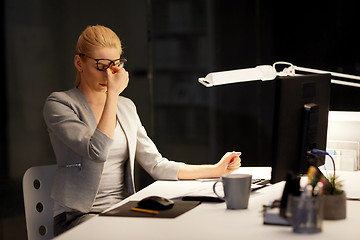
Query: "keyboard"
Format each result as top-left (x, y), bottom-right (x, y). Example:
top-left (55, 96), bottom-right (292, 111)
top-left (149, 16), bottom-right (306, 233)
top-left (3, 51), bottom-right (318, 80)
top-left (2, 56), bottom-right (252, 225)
top-left (251, 178), bottom-right (271, 192)
top-left (252, 178), bottom-right (271, 185)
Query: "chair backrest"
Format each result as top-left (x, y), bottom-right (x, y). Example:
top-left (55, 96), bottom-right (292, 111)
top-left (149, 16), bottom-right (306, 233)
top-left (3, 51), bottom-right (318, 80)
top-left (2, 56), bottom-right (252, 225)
top-left (23, 165), bottom-right (57, 240)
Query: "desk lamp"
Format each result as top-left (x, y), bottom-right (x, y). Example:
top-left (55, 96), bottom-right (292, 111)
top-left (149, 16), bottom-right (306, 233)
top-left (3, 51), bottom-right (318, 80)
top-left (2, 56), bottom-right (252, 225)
top-left (198, 61), bottom-right (360, 183)
top-left (198, 61), bottom-right (360, 88)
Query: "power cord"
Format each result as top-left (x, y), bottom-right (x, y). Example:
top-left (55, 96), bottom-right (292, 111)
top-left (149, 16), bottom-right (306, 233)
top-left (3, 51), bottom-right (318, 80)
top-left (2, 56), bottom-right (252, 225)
top-left (309, 148), bottom-right (336, 178)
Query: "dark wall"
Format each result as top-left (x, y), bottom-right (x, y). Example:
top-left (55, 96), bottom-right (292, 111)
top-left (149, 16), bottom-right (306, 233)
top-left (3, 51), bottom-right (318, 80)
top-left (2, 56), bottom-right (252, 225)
top-left (272, 2), bottom-right (360, 111)
top-left (0, 0), bottom-right (7, 181)
top-left (213, 0), bottom-right (274, 70)
top-left (213, 1), bottom-right (360, 111)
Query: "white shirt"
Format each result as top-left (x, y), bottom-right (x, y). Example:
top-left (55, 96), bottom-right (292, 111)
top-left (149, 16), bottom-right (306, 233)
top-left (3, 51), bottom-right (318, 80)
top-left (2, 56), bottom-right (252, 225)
top-left (91, 120), bottom-right (129, 212)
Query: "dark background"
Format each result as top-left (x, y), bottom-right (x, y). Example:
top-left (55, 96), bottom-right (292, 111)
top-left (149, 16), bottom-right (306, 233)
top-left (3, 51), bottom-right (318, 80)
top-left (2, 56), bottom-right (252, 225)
top-left (1, 1), bottom-right (359, 239)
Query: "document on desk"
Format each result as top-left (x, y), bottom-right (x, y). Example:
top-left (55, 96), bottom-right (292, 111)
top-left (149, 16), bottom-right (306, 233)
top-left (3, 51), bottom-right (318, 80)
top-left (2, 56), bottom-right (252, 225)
top-left (171, 181), bottom-right (264, 202)
top-left (169, 167), bottom-right (272, 202)
top-left (172, 180), bottom-right (225, 202)
top-left (187, 181), bottom-right (223, 197)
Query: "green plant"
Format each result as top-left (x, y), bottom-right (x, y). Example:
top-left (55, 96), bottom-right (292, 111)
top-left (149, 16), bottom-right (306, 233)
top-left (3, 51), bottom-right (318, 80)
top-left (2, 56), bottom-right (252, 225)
top-left (324, 174), bottom-right (343, 195)
top-left (320, 151), bottom-right (343, 195)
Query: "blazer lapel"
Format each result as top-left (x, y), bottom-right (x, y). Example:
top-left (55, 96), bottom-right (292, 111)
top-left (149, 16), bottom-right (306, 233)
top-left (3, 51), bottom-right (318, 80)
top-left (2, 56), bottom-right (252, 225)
top-left (116, 104), bottom-right (136, 193)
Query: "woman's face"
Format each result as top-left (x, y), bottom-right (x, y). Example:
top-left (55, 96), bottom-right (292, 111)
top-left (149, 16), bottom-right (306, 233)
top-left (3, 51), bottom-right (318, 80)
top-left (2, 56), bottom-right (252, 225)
top-left (77, 47), bottom-right (121, 93)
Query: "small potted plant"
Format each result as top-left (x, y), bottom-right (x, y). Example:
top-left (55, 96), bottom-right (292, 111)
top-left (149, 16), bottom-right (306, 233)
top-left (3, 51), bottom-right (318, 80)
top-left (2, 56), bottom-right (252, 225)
top-left (309, 149), bottom-right (346, 220)
top-left (323, 173), bottom-right (346, 220)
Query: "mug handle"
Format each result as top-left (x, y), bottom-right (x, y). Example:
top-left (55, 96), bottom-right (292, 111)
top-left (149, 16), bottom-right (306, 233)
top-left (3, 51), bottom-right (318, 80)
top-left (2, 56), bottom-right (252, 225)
top-left (213, 180), bottom-right (225, 201)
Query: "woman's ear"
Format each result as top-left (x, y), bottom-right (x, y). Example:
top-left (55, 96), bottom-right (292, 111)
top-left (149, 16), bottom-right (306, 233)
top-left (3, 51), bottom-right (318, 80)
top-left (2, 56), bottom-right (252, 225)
top-left (74, 55), bottom-right (83, 72)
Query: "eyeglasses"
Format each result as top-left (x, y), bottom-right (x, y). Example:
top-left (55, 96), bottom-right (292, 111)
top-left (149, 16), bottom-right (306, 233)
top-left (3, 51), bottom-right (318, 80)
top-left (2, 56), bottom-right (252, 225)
top-left (78, 53), bottom-right (127, 71)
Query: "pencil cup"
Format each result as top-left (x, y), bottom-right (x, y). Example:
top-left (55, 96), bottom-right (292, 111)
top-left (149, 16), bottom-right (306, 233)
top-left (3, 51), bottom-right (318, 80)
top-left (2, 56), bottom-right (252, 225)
top-left (213, 174), bottom-right (252, 209)
top-left (290, 195), bottom-right (324, 234)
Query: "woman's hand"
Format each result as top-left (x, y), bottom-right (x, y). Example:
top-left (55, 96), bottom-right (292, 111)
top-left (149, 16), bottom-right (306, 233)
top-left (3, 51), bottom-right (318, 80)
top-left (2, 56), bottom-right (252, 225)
top-left (97, 65), bottom-right (128, 138)
top-left (177, 152), bottom-right (242, 180)
top-left (214, 152), bottom-right (242, 176)
top-left (106, 65), bottom-right (129, 96)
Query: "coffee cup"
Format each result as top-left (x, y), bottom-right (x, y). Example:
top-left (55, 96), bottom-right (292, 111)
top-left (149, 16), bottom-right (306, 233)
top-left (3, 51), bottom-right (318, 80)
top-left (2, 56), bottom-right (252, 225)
top-left (213, 174), bottom-right (252, 209)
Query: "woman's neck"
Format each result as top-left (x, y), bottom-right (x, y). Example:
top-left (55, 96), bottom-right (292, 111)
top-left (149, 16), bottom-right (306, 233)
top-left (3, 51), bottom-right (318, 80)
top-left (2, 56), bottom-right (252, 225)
top-left (78, 84), bottom-right (107, 106)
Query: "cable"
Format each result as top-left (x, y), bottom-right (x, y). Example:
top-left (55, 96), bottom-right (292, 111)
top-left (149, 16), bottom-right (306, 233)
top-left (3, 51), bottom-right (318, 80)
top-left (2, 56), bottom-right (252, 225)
top-left (310, 148), bottom-right (336, 177)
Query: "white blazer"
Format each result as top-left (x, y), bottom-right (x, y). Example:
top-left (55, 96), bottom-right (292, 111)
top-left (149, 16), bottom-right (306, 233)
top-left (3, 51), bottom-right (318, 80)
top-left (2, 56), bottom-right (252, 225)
top-left (43, 88), bottom-right (183, 213)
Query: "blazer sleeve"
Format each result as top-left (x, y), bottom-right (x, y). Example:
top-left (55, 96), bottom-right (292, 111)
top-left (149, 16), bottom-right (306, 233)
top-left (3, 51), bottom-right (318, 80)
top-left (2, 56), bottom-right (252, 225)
top-left (43, 91), bottom-right (114, 163)
top-left (135, 125), bottom-right (184, 180)
top-left (121, 98), bottom-right (184, 180)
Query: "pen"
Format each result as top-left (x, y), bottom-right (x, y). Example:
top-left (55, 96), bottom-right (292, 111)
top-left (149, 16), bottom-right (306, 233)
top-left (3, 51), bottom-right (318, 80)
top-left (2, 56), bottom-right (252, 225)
top-left (307, 166), bottom-right (317, 183)
top-left (131, 207), bottom-right (159, 215)
top-left (293, 184), bottom-right (312, 226)
top-left (313, 181), bottom-right (324, 196)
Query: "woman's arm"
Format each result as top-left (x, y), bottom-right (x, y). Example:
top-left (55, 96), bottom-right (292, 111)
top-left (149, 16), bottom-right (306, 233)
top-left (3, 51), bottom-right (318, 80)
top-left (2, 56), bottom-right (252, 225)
top-left (96, 66), bottom-right (129, 138)
top-left (177, 152), bottom-right (241, 179)
top-left (43, 91), bottom-right (114, 162)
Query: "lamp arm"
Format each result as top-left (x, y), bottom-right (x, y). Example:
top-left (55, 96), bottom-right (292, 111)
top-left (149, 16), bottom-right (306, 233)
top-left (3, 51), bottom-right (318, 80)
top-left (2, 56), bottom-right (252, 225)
top-left (293, 65), bottom-right (360, 82)
top-left (330, 80), bottom-right (360, 88)
top-left (199, 62), bottom-right (360, 88)
top-left (273, 61), bottom-right (360, 88)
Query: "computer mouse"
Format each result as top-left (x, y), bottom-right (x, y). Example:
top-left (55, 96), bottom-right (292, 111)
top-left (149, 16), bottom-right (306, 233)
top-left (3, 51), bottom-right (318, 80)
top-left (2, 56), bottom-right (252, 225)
top-left (137, 196), bottom-right (174, 210)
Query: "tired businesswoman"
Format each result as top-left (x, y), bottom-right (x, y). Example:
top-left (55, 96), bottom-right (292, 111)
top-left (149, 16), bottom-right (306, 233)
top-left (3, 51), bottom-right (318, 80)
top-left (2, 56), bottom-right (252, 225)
top-left (43, 25), bottom-right (241, 236)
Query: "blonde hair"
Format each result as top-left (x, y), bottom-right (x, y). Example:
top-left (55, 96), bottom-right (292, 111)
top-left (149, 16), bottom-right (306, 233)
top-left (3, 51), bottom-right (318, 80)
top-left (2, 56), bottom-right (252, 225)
top-left (75, 25), bottom-right (123, 86)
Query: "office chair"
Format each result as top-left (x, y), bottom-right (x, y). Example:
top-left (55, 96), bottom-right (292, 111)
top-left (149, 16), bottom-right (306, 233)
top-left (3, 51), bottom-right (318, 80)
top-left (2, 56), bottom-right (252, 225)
top-left (23, 165), bottom-right (56, 240)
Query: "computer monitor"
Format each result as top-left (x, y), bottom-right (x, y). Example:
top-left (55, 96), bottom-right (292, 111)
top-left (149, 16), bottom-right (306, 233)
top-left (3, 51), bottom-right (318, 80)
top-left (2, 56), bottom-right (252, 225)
top-left (270, 74), bottom-right (331, 183)
top-left (212, 73), bottom-right (331, 184)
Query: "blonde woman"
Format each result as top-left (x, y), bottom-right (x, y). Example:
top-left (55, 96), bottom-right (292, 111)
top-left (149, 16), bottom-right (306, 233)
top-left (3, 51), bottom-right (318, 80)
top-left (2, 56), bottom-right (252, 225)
top-left (43, 25), bottom-right (241, 235)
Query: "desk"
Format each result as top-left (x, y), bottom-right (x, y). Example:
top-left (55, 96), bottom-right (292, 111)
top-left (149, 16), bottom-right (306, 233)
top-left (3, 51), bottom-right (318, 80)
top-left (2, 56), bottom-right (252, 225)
top-left (54, 169), bottom-right (360, 240)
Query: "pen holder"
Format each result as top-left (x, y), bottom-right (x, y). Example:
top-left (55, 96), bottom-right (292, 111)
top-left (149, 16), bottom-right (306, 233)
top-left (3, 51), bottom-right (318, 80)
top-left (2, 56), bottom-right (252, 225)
top-left (289, 195), bottom-right (324, 234)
